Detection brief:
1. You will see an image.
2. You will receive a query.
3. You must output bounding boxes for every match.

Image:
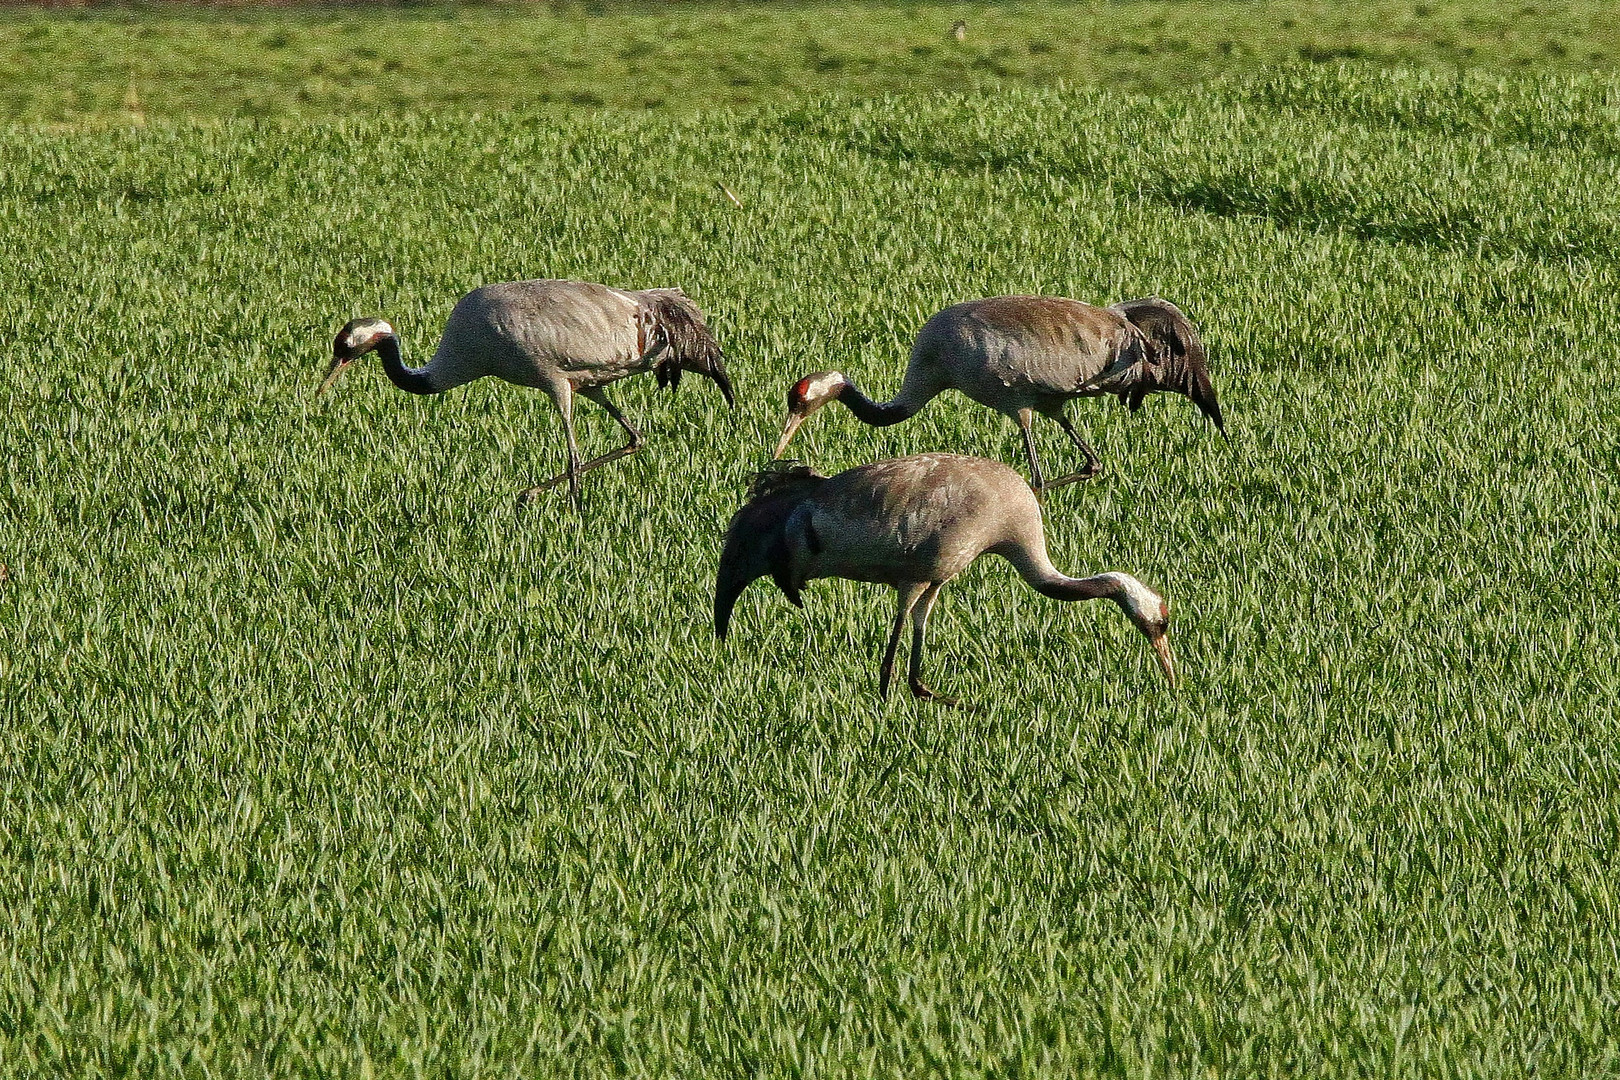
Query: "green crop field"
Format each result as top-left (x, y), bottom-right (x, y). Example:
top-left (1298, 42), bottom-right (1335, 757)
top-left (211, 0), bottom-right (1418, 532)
top-left (4, 0), bottom-right (1620, 122)
top-left (3, 5), bottom-right (1620, 1075)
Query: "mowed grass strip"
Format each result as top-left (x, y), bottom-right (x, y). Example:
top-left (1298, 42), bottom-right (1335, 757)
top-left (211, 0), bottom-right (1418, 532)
top-left (1, 67), bottom-right (1619, 1075)
top-left (3, 0), bottom-right (1620, 122)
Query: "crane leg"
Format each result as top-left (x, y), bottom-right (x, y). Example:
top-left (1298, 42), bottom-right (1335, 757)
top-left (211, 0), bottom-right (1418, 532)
top-left (879, 583), bottom-right (928, 701)
top-left (518, 384), bottom-right (585, 508)
top-left (570, 387), bottom-right (646, 476)
top-left (1016, 408), bottom-right (1048, 497)
top-left (1039, 412), bottom-right (1103, 490)
top-left (520, 387), bottom-right (644, 506)
top-left (906, 582), bottom-right (959, 707)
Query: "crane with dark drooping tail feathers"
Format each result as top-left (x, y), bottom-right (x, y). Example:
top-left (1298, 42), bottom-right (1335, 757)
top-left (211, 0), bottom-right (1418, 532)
top-left (320, 279), bottom-right (733, 506)
top-left (774, 295), bottom-right (1223, 492)
top-left (715, 454), bottom-right (1176, 704)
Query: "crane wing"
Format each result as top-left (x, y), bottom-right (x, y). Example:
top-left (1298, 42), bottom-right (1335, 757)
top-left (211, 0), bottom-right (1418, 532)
top-left (932, 297), bottom-right (1138, 397)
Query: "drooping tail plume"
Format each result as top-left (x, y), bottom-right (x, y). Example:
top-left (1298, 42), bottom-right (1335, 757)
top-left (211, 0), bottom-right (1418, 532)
top-left (643, 289), bottom-right (734, 406)
top-left (714, 463), bottom-right (825, 638)
top-left (1110, 296), bottom-right (1224, 436)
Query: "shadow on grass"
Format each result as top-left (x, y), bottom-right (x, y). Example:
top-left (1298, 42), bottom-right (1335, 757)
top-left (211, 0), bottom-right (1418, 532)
top-left (780, 96), bottom-right (1618, 264)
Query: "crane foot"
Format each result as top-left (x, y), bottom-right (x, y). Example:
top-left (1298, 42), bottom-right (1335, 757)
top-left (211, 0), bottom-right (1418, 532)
top-left (908, 681), bottom-right (961, 708)
top-left (517, 474), bottom-right (572, 505)
top-left (1038, 466), bottom-right (1103, 493)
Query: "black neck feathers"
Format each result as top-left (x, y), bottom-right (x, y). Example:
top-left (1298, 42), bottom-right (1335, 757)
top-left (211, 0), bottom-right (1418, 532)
top-left (376, 335), bottom-right (438, 396)
top-left (837, 381), bottom-right (917, 427)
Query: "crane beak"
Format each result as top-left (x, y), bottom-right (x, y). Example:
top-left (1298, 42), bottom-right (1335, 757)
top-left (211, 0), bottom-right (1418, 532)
top-left (317, 356), bottom-right (351, 397)
top-left (773, 414), bottom-right (805, 460)
top-left (1150, 633), bottom-right (1176, 689)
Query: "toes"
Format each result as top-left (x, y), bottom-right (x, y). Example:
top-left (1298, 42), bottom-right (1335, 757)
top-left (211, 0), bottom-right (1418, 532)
top-left (909, 683), bottom-right (961, 708)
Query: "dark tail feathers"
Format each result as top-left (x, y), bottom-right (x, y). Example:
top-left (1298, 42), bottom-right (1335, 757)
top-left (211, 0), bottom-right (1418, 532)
top-left (713, 463), bottom-right (826, 639)
top-left (643, 289), bottom-right (734, 406)
top-left (1109, 296), bottom-right (1224, 436)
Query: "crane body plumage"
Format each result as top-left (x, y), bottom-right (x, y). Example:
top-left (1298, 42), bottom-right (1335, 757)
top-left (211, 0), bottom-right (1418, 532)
top-left (774, 295), bottom-right (1223, 491)
top-left (322, 279), bottom-right (733, 503)
top-left (715, 453), bottom-right (1175, 703)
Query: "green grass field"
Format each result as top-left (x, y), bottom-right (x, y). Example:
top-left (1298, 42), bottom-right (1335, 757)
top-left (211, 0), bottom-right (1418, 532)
top-left (3, 0), bottom-right (1620, 121)
top-left (3, 6), bottom-right (1620, 1076)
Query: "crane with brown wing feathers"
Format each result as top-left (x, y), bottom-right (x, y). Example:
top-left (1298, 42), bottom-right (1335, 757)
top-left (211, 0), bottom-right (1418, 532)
top-left (773, 295), bottom-right (1224, 491)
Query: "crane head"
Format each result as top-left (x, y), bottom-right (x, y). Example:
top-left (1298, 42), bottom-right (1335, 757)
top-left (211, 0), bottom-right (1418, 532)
top-left (1104, 573), bottom-right (1176, 689)
top-left (319, 318), bottom-right (395, 396)
top-left (773, 372), bottom-right (847, 459)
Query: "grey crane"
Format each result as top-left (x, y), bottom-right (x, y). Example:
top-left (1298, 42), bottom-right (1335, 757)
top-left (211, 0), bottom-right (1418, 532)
top-left (715, 453), bottom-right (1175, 704)
top-left (773, 295), bottom-right (1224, 492)
top-left (319, 279), bottom-right (734, 504)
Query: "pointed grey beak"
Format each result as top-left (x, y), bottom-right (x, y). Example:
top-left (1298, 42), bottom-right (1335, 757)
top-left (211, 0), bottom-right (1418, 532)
top-left (1150, 633), bottom-right (1176, 689)
top-left (773, 413), bottom-right (806, 460)
top-left (317, 355), bottom-right (351, 397)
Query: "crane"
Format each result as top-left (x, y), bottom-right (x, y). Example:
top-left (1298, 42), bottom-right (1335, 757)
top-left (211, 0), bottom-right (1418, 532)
top-left (715, 453), bottom-right (1176, 704)
top-left (319, 279), bottom-right (733, 505)
top-left (772, 295), bottom-right (1223, 491)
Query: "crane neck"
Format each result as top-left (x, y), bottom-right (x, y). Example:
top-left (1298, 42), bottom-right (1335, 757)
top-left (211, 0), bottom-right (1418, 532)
top-left (375, 334), bottom-right (440, 396)
top-left (1023, 567), bottom-right (1121, 603)
top-left (837, 379), bottom-right (928, 428)
top-left (997, 538), bottom-right (1122, 603)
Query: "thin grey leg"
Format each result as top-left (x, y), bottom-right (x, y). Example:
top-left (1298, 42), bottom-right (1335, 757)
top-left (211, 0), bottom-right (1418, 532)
top-left (1037, 411), bottom-right (1103, 490)
top-left (906, 582), bottom-right (958, 706)
top-left (880, 582), bottom-right (927, 701)
top-left (1017, 408), bottom-right (1047, 494)
top-left (520, 386), bottom-right (645, 506)
top-left (520, 383), bottom-right (584, 508)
